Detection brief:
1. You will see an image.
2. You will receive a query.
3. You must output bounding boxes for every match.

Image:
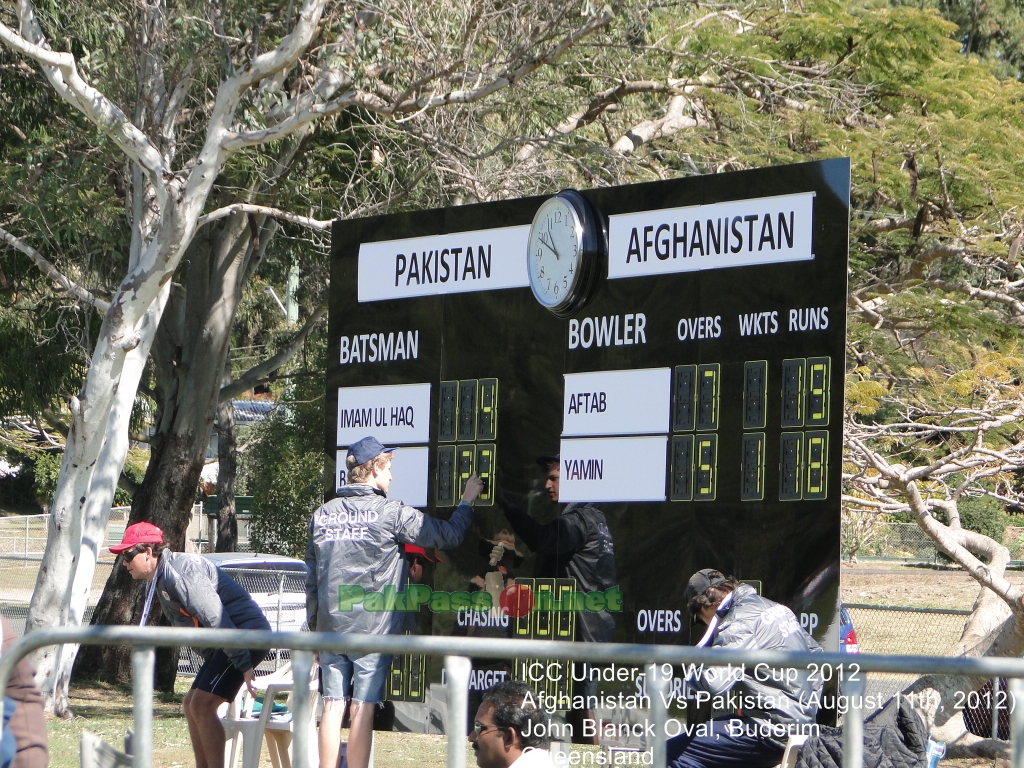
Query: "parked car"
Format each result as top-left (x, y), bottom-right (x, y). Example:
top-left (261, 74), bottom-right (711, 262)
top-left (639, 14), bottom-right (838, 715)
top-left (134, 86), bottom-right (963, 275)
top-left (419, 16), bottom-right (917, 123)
top-left (204, 552), bottom-right (308, 632)
top-left (838, 603), bottom-right (859, 654)
top-left (179, 553), bottom-right (308, 676)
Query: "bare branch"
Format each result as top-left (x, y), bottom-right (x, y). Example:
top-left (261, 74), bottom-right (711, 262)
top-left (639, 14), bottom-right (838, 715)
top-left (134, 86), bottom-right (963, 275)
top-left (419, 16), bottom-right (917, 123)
top-left (859, 215), bottom-right (915, 233)
top-left (222, 9), bottom-right (614, 151)
top-left (612, 94), bottom-right (704, 154)
top-left (0, 226), bottom-right (110, 313)
top-left (926, 279), bottom-right (1024, 319)
top-left (218, 304), bottom-right (327, 402)
top-left (197, 204), bottom-right (332, 231)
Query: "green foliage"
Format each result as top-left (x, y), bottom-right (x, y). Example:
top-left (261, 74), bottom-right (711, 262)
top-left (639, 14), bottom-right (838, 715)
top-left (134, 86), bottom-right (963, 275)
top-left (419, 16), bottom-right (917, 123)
top-left (958, 496), bottom-right (1011, 544)
top-left (0, 460), bottom-right (42, 513)
top-left (241, 330), bottom-right (327, 558)
top-left (28, 448), bottom-right (146, 508)
top-left (243, 417), bottom-right (324, 558)
top-left (9, 0), bottom-right (1024, 562)
top-left (0, 304), bottom-right (91, 418)
top-left (30, 452), bottom-right (61, 508)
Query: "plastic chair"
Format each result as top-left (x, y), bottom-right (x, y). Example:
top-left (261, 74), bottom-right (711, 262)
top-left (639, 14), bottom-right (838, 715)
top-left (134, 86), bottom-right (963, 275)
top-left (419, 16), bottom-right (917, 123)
top-left (776, 733), bottom-right (808, 768)
top-left (258, 680), bottom-right (321, 768)
top-left (220, 680), bottom-right (269, 768)
top-left (221, 661), bottom-right (318, 768)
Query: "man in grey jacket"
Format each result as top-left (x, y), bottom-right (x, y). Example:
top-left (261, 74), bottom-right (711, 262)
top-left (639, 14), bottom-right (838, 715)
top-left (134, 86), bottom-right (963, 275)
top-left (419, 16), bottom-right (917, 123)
top-left (668, 569), bottom-right (822, 768)
top-left (307, 436), bottom-right (483, 768)
top-left (113, 521), bottom-right (271, 768)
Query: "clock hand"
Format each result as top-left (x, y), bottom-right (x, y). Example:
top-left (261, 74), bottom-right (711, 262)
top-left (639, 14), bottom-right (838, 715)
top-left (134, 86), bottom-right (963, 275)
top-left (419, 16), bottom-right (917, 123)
top-left (539, 232), bottom-right (559, 259)
top-left (544, 222), bottom-right (561, 260)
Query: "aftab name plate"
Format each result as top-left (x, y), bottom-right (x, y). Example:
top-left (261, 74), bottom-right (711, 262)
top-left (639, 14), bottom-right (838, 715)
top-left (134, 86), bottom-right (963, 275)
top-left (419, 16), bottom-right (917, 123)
top-left (562, 368), bottom-right (671, 437)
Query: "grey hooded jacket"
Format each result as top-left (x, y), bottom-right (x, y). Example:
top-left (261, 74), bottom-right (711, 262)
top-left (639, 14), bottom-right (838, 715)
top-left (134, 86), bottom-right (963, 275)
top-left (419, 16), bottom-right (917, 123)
top-left (155, 551), bottom-right (270, 672)
top-left (305, 484), bottom-right (474, 636)
top-left (686, 583), bottom-right (822, 726)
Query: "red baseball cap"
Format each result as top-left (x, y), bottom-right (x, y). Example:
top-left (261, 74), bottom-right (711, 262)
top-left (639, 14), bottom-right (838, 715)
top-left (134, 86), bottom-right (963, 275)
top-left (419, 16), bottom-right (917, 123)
top-left (110, 522), bottom-right (164, 554)
top-left (405, 544), bottom-right (444, 563)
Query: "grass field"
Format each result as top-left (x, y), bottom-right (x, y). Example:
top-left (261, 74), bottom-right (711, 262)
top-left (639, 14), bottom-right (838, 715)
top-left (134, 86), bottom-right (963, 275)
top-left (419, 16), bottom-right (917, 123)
top-left (29, 563), bottom-right (1017, 767)
top-left (49, 681), bottom-right (503, 768)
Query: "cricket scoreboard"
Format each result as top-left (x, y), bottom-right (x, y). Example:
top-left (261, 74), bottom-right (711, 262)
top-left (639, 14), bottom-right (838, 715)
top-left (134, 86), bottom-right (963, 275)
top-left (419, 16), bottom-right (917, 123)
top-left (328, 159), bottom-right (849, 711)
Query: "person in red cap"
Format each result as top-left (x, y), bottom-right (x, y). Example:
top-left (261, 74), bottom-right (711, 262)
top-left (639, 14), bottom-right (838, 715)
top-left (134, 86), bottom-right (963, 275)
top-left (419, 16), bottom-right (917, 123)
top-left (111, 522), bottom-right (271, 768)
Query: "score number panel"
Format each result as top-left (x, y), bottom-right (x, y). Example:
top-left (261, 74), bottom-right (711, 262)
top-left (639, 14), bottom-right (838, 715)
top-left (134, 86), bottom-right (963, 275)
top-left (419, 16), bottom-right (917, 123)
top-left (436, 378), bottom-right (498, 507)
top-left (669, 356), bottom-right (832, 503)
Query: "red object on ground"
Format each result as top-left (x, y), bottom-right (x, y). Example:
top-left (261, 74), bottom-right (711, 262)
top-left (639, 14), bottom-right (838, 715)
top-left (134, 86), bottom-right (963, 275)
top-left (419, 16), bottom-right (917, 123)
top-left (499, 583), bottom-right (534, 618)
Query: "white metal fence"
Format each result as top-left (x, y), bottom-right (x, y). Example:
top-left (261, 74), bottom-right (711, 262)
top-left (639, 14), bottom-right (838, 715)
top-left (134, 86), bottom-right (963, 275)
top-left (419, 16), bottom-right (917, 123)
top-left (7, 625), bottom-right (1024, 768)
top-left (0, 505), bottom-right (246, 636)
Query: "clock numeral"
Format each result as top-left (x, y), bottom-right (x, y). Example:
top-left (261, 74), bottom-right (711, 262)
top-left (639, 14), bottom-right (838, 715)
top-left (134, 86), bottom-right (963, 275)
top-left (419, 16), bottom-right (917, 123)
top-left (554, 284), bottom-right (559, 296)
top-left (563, 278), bottom-right (567, 289)
top-left (539, 266), bottom-right (544, 278)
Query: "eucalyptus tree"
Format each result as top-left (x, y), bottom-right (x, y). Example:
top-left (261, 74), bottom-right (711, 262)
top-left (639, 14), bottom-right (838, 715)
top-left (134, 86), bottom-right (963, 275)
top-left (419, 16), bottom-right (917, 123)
top-left (1, 0), bottom-right (628, 713)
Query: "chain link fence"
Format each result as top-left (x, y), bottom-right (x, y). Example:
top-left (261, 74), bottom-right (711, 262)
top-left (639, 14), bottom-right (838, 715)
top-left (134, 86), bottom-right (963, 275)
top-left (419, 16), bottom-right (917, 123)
top-left (854, 522), bottom-right (1024, 562)
top-left (177, 567), bottom-right (308, 676)
top-left (846, 603), bottom-right (1006, 736)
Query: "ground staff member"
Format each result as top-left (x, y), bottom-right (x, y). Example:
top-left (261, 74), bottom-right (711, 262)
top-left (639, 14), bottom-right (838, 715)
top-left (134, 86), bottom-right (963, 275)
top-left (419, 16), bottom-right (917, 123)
top-left (668, 569), bottom-right (822, 768)
top-left (113, 522), bottom-right (270, 768)
top-left (307, 436), bottom-right (483, 768)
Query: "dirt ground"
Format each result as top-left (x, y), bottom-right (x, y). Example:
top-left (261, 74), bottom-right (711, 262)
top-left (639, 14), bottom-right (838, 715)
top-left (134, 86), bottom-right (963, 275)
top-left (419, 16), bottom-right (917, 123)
top-left (840, 561), bottom-right (1024, 610)
top-left (841, 562), bottom-right (1018, 767)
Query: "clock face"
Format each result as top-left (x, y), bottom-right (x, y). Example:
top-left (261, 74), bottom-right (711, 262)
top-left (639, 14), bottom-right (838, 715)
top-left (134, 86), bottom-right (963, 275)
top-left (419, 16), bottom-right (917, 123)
top-left (528, 196), bottom-right (584, 310)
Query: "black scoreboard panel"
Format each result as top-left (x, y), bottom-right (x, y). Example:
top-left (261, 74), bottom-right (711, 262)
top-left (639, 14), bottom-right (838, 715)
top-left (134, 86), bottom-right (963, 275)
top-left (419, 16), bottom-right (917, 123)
top-left (328, 159), bottom-right (849, 705)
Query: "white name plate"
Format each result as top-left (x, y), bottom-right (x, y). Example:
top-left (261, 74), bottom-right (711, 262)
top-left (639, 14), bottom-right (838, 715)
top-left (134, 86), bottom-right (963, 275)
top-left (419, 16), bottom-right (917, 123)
top-left (558, 436), bottom-right (667, 503)
top-left (336, 383), bottom-right (431, 446)
top-left (336, 446), bottom-right (429, 508)
top-left (562, 368), bottom-right (671, 437)
top-left (608, 192), bottom-right (815, 279)
top-left (358, 226), bottom-right (530, 302)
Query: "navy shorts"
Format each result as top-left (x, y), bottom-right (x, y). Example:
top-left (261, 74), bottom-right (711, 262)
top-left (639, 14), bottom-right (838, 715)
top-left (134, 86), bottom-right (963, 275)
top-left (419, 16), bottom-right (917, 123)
top-left (192, 649), bottom-right (269, 701)
top-left (667, 716), bottom-right (785, 768)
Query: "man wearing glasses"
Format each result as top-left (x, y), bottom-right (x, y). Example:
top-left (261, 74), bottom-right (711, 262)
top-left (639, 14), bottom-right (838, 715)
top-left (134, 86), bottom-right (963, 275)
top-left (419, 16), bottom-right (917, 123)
top-left (469, 682), bottom-right (556, 768)
top-left (111, 521), bottom-right (271, 768)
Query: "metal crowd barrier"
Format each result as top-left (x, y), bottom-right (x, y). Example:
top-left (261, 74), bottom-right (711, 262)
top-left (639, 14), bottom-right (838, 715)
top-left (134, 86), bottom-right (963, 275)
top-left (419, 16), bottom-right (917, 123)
top-left (6, 627), bottom-right (1024, 768)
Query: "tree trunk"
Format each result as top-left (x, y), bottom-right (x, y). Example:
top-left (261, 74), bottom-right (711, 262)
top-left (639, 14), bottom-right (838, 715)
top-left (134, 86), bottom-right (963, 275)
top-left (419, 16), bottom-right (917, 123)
top-left (28, 283), bottom-right (170, 714)
top-left (73, 218), bottom-right (252, 686)
top-left (216, 360), bottom-right (238, 553)
top-left (899, 530), bottom-right (1024, 757)
top-left (46, 302), bottom-right (164, 716)
top-left (72, 429), bottom-right (210, 686)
